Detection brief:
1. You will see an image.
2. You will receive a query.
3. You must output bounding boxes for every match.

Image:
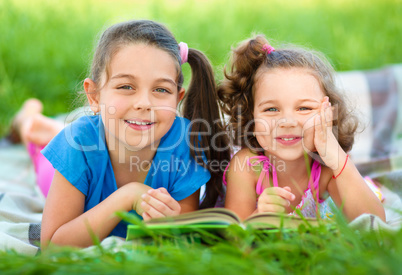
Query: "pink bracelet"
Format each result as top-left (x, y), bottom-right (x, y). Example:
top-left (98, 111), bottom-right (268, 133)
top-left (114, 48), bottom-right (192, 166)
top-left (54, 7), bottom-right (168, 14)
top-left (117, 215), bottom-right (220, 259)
top-left (332, 155), bottom-right (349, 179)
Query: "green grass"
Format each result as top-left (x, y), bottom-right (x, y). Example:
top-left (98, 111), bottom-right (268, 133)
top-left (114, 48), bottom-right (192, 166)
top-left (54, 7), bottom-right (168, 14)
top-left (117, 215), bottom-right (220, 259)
top-left (1, 219), bottom-right (401, 274)
top-left (0, 0), bottom-right (401, 137)
top-left (1, 1), bottom-right (401, 270)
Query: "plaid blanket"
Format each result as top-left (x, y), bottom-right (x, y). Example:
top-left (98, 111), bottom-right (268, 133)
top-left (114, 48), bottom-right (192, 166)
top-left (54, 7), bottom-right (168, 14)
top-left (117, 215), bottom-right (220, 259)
top-left (338, 64), bottom-right (402, 175)
top-left (337, 65), bottom-right (402, 227)
top-left (0, 143), bottom-right (43, 255)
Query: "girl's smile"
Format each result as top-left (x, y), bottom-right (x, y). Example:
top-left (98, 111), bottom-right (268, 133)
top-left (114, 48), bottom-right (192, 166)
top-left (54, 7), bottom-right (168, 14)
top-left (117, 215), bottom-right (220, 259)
top-left (125, 119), bottom-right (155, 131)
top-left (275, 135), bottom-right (303, 146)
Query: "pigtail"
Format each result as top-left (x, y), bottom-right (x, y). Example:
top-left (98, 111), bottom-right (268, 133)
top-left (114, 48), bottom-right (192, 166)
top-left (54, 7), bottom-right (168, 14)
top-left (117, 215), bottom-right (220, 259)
top-left (218, 35), bottom-right (269, 149)
top-left (182, 48), bottom-right (231, 209)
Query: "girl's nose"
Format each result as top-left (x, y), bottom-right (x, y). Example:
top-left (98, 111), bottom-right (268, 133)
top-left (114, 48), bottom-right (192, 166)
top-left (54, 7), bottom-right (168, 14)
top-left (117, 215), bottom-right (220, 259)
top-left (133, 90), bottom-right (151, 111)
top-left (278, 114), bottom-right (298, 128)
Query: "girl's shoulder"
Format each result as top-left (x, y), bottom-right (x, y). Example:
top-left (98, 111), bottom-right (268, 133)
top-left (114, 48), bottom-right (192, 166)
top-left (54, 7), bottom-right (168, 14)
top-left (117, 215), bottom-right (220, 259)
top-left (65, 114), bottom-right (101, 131)
top-left (232, 148), bottom-right (258, 161)
top-left (157, 116), bottom-right (191, 154)
top-left (225, 148), bottom-right (260, 189)
top-left (44, 115), bottom-right (104, 153)
top-left (229, 148), bottom-right (260, 173)
top-left (161, 116), bottom-right (190, 138)
top-left (64, 115), bottom-right (102, 141)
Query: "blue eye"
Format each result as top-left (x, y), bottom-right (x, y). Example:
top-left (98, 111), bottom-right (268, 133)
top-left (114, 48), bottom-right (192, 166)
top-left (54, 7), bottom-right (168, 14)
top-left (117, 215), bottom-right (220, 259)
top-left (299, 107), bottom-right (312, 111)
top-left (265, 107), bottom-right (278, 112)
top-left (155, 88), bottom-right (170, 94)
top-left (118, 85), bottom-right (133, 90)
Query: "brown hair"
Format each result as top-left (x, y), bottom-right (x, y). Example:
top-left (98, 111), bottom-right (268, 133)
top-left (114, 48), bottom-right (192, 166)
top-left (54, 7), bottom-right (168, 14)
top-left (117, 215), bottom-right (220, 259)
top-left (88, 20), bottom-right (230, 208)
top-left (218, 34), bottom-right (359, 154)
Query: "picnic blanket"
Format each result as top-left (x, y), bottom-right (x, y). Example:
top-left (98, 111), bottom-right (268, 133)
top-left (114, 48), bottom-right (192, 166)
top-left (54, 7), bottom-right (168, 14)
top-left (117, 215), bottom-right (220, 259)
top-left (0, 142), bottom-right (43, 255)
top-left (1, 64), bottom-right (402, 255)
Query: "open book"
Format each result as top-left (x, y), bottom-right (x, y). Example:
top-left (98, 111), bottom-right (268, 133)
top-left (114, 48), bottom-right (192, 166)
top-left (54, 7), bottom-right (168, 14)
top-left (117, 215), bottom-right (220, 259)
top-left (126, 208), bottom-right (324, 240)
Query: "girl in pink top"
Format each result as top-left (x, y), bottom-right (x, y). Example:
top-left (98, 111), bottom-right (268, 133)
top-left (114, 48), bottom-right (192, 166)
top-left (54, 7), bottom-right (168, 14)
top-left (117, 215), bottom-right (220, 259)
top-left (218, 35), bottom-right (385, 221)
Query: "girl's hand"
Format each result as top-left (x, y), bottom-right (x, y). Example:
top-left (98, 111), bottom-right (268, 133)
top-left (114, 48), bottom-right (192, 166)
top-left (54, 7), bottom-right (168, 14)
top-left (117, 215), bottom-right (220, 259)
top-left (140, 188), bottom-right (181, 221)
top-left (257, 186), bottom-right (295, 214)
top-left (314, 97), bottom-right (343, 170)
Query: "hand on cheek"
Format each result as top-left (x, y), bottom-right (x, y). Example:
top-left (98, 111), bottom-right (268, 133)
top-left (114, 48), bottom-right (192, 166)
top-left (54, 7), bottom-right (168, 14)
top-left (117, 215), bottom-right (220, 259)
top-left (313, 97), bottom-right (341, 169)
top-left (141, 188), bottom-right (181, 221)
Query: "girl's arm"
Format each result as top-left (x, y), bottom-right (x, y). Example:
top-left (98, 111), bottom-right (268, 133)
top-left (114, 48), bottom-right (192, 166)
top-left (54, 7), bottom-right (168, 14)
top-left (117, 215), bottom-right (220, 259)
top-left (224, 150), bottom-right (261, 220)
top-left (314, 97), bottom-right (385, 221)
top-left (325, 155), bottom-right (386, 221)
top-left (41, 170), bottom-right (151, 248)
top-left (225, 150), bottom-right (295, 220)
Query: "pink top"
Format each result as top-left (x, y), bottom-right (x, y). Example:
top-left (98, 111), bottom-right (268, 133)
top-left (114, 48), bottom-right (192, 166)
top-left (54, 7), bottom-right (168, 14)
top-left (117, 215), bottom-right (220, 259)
top-left (223, 154), bottom-right (327, 215)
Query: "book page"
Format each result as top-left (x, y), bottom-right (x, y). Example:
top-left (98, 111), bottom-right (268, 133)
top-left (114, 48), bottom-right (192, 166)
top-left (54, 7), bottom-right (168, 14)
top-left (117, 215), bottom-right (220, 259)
top-left (145, 208), bottom-right (242, 226)
top-left (244, 213), bottom-right (320, 229)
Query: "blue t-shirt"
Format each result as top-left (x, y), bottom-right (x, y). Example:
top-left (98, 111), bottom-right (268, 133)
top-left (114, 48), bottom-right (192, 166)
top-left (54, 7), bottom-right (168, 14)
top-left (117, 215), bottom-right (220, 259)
top-left (42, 115), bottom-right (210, 238)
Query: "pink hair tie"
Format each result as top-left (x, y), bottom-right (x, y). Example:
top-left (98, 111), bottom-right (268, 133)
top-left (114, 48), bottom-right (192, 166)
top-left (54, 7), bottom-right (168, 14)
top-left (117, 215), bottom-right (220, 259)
top-left (178, 42), bottom-right (188, 64)
top-left (262, 44), bottom-right (275, 55)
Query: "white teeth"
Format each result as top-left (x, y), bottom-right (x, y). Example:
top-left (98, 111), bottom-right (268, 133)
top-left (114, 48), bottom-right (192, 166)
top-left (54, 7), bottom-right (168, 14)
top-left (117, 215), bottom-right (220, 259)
top-left (281, 137), bottom-right (296, 141)
top-left (127, 120), bottom-right (153, 125)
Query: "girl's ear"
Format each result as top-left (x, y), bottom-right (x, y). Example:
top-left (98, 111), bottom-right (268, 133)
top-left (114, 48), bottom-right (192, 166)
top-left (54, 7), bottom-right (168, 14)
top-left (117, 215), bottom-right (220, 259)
top-left (178, 88), bottom-right (185, 103)
top-left (84, 78), bottom-right (100, 113)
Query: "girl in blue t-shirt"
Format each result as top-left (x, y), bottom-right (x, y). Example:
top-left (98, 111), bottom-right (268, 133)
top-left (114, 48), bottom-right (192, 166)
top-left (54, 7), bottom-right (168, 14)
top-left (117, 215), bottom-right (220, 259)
top-left (11, 20), bottom-right (230, 248)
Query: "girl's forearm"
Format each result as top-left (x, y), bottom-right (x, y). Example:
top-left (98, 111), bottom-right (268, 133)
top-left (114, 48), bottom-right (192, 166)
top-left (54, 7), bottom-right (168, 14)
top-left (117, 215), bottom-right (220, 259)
top-left (47, 182), bottom-right (151, 248)
top-left (329, 157), bottom-right (386, 222)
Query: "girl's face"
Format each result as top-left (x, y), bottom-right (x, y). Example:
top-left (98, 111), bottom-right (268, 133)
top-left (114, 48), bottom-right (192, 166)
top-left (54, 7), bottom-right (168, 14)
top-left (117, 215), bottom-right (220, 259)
top-left (85, 43), bottom-right (184, 152)
top-left (253, 67), bottom-right (325, 161)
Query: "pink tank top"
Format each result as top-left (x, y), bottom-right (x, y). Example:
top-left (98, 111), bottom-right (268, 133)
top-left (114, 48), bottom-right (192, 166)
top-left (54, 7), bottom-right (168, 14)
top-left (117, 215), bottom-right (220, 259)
top-left (223, 155), bottom-right (326, 213)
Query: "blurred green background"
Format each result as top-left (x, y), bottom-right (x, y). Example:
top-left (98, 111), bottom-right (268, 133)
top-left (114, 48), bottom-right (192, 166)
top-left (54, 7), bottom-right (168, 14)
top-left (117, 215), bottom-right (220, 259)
top-left (1, 0), bottom-right (401, 137)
